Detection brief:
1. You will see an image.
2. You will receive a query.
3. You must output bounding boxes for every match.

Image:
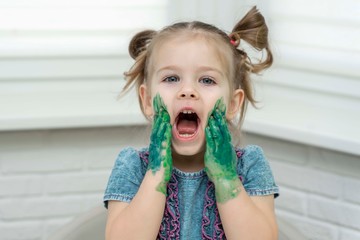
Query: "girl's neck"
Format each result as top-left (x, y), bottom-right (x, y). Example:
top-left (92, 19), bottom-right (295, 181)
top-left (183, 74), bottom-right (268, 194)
top-left (172, 149), bottom-right (205, 173)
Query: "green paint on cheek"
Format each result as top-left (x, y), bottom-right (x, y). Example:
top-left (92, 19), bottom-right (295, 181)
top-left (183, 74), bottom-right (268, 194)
top-left (148, 94), bottom-right (173, 195)
top-left (205, 97), bottom-right (241, 203)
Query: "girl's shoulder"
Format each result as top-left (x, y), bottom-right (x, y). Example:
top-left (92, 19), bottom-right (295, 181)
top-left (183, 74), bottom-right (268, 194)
top-left (104, 147), bottom-right (150, 205)
top-left (116, 146), bottom-right (149, 158)
top-left (236, 145), bottom-right (279, 197)
top-left (235, 145), bottom-right (270, 174)
top-left (113, 147), bottom-right (149, 171)
top-left (236, 145), bottom-right (265, 161)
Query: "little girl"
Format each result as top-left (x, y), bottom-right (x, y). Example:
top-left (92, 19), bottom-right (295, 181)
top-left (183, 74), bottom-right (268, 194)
top-left (104, 6), bottom-right (279, 240)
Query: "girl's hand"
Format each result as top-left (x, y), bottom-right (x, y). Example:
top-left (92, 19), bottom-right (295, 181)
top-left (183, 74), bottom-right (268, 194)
top-left (205, 98), bottom-right (241, 203)
top-left (148, 94), bottom-right (173, 195)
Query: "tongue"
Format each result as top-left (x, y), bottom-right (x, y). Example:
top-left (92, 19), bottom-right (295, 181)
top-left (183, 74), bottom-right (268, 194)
top-left (177, 119), bottom-right (197, 134)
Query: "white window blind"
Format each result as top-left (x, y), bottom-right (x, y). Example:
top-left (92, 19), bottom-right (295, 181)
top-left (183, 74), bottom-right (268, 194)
top-left (0, 0), bottom-right (167, 130)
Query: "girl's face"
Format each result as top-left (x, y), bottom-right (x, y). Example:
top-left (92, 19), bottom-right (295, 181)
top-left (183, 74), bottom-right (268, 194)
top-left (140, 35), bottom-right (243, 156)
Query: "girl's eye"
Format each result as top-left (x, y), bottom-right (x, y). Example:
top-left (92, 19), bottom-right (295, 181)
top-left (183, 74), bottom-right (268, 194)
top-left (200, 77), bottom-right (216, 85)
top-left (163, 76), bottom-right (179, 83)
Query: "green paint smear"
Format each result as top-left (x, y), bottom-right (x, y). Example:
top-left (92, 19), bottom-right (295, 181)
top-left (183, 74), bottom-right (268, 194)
top-left (148, 94), bottom-right (172, 195)
top-left (205, 98), bottom-right (241, 203)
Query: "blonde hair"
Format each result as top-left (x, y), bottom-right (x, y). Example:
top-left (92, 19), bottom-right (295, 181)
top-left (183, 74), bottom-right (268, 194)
top-left (122, 6), bottom-right (273, 141)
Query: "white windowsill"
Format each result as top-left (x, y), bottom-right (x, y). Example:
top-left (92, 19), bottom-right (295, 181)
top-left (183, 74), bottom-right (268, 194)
top-left (0, 80), bottom-right (147, 130)
top-left (244, 100), bottom-right (360, 157)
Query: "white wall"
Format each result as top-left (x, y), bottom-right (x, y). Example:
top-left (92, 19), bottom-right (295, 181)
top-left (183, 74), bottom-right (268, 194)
top-left (0, 0), bottom-right (359, 239)
top-left (0, 127), bottom-right (149, 240)
top-left (244, 134), bottom-right (360, 240)
top-left (0, 128), bottom-right (359, 240)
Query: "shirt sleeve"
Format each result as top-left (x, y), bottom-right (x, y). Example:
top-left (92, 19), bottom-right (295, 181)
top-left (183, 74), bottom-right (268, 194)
top-left (103, 147), bottom-right (147, 208)
top-left (237, 145), bottom-right (279, 198)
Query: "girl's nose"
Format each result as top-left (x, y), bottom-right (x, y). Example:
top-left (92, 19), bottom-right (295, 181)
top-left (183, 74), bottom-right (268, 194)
top-left (177, 87), bottom-right (199, 99)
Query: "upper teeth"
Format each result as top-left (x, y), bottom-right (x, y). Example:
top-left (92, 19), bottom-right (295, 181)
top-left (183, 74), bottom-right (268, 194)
top-left (182, 110), bottom-right (194, 114)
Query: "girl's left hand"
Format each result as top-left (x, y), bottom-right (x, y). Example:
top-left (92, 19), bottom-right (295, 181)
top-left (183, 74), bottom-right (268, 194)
top-left (205, 98), bottom-right (241, 203)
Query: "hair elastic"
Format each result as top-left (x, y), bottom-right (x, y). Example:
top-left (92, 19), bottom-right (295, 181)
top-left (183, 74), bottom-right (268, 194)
top-left (229, 32), bottom-right (240, 47)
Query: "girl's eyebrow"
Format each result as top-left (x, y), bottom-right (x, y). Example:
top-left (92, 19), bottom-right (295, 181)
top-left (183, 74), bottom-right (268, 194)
top-left (156, 65), bottom-right (181, 73)
top-left (197, 66), bottom-right (224, 77)
top-left (156, 65), bottom-right (224, 77)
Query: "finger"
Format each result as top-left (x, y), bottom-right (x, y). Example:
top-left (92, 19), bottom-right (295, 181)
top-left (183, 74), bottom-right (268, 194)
top-left (213, 97), bottom-right (226, 115)
top-left (150, 113), bottom-right (162, 142)
top-left (208, 99), bottom-right (219, 120)
top-left (153, 93), bottom-right (168, 115)
top-left (157, 93), bottom-right (167, 110)
top-left (163, 123), bottom-right (172, 157)
top-left (153, 95), bottom-right (171, 126)
top-left (213, 109), bottom-right (231, 142)
top-left (153, 94), bottom-right (161, 114)
top-left (208, 97), bottom-right (226, 121)
top-left (207, 116), bottom-right (222, 154)
top-left (157, 122), bottom-right (168, 142)
top-left (217, 98), bottom-right (226, 116)
top-left (151, 121), bottom-right (167, 147)
top-left (151, 103), bottom-right (170, 140)
top-left (160, 107), bottom-right (171, 124)
top-left (164, 122), bottom-right (172, 141)
top-left (211, 120), bottom-right (224, 154)
top-left (213, 99), bottom-right (220, 113)
top-left (208, 115), bottom-right (223, 142)
top-left (205, 126), bottom-right (215, 150)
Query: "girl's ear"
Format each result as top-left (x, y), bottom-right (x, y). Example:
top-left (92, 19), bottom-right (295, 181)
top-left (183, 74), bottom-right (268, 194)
top-left (139, 84), bottom-right (153, 117)
top-left (226, 89), bottom-right (244, 120)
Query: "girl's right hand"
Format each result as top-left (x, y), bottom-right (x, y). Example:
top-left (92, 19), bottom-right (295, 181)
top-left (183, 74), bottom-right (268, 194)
top-left (205, 98), bottom-right (241, 203)
top-left (148, 94), bottom-right (173, 195)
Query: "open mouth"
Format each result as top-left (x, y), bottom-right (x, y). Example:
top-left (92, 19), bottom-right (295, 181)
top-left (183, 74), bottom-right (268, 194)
top-left (174, 110), bottom-right (200, 139)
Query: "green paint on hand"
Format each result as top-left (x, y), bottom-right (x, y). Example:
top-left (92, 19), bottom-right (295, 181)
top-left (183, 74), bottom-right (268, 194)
top-left (205, 98), bottom-right (241, 203)
top-left (148, 94), bottom-right (173, 195)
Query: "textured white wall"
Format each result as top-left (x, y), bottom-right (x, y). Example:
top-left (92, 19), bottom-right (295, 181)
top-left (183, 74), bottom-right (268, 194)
top-left (244, 134), bottom-right (360, 240)
top-left (0, 127), bottom-right (149, 240)
top-left (0, 128), bottom-right (359, 240)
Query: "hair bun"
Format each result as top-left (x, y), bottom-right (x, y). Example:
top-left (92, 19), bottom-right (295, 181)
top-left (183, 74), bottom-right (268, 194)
top-left (128, 30), bottom-right (156, 59)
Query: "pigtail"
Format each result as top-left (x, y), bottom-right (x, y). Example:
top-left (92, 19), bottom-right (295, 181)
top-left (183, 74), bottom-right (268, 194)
top-left (228, 7), bottom-right (273, 137)
top-left (230, 6), bottom-right (273, 73)
top-left (121, 30), bottom-right (156, 103)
